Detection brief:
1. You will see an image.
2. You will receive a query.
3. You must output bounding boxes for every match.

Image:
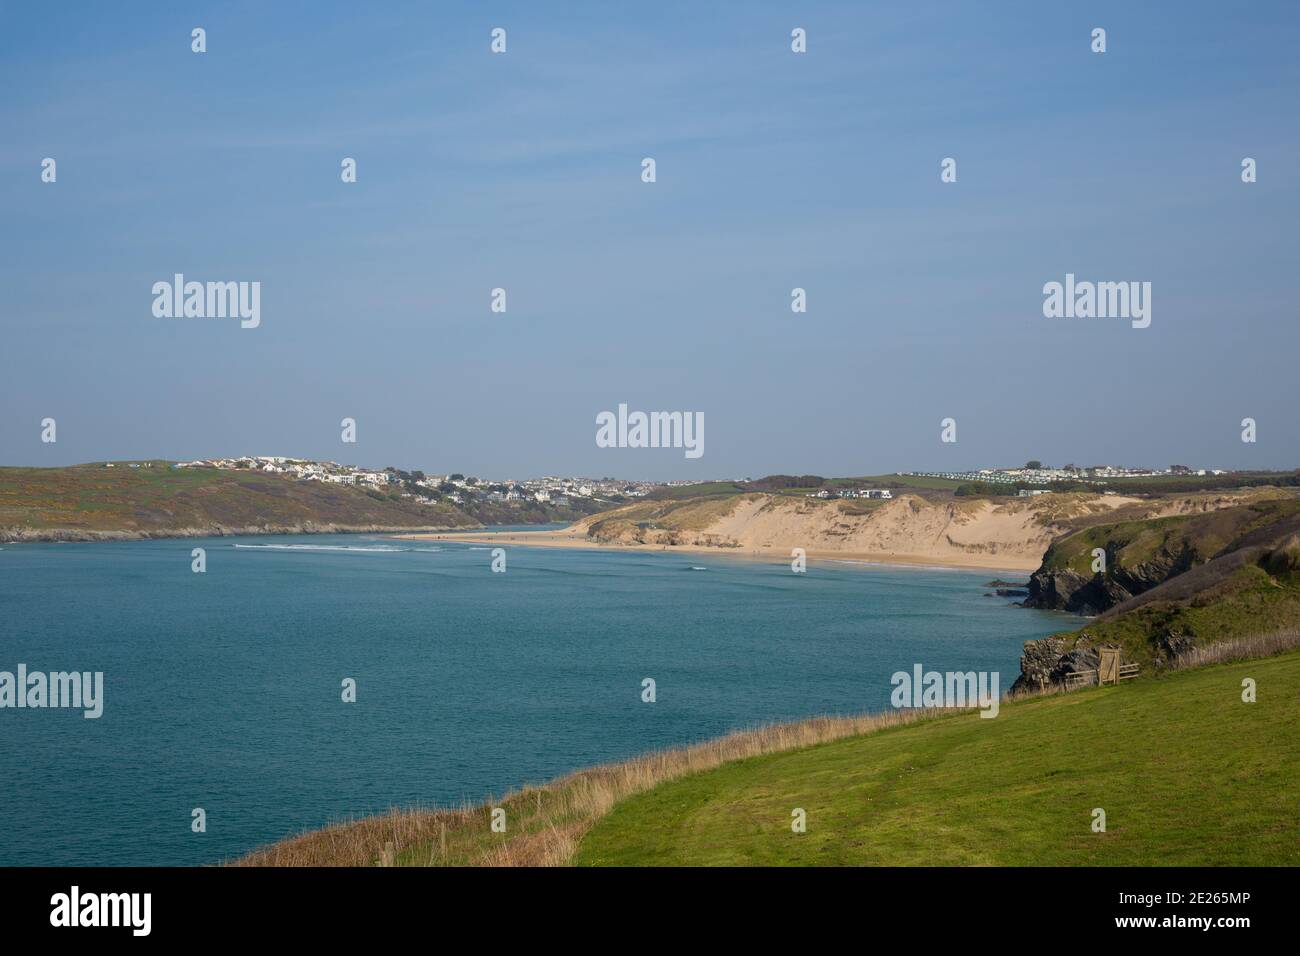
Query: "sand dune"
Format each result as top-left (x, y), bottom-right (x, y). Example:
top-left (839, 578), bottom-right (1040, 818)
top-left (576, 493), bottom-right (1132, 570)
top-left (397, 489), bottom-right (1283, 572)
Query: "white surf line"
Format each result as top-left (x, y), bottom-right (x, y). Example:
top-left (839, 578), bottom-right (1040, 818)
top-left (232, 544), bottom-right (411, 552)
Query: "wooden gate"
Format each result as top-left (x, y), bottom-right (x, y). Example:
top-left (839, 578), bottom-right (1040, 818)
top-left (1098, 647), bottom-right (1121, 685)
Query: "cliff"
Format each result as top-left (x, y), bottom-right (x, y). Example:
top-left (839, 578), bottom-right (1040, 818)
top-left (1023, 492), bottom-right (1297, 614)
top-left (1012, 497), bottom-right (1300, 690)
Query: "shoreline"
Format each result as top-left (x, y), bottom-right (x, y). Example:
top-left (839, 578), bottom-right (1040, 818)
top-left (392, 527), bottom-right (1042, 574)
top-left (2, 523), bottom-right (1040, 575)
top-left (0, 523), bottom-right (480, 545)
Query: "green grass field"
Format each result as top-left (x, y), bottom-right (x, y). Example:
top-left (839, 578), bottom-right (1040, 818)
top-left (644, 474), bottom-right (967, 501)
top-left (0, 462), bottom-right (476, 536)
top-left (575, 652), bottom-right (1300, 866)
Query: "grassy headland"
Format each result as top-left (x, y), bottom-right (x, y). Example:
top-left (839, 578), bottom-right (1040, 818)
top-left (234, 632), bottom-right (1300, 867)
top-left (0, 462), bottom-right (477, 541)
top-left (576, 641), bottom-right (1300, 866)
top-left (1020, 496), bottom-right (1300, 677)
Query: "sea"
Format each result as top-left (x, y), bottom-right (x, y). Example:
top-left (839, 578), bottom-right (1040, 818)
top-left (0, 529), bottom-right (1069, 865)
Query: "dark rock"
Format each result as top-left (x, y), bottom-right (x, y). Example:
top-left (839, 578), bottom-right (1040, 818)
top-left (1022, 541), bottom-right (1199, 615)
top-left (1157, 631), bottom-right (1194, 660)
top-left (1010, 635), bottom-right (1075, 693)
top-left (1049, 646), bottom-right (1101, 684)
top-left (1023, 567), bottom-right (1132, 614)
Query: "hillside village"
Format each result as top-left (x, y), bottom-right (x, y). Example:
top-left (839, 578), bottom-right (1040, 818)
top-left (906, 463), bottom-right (1231, 487)
top-left (100, 457), bottom-right (1273, 522)
top-left (810, 488), bottom-right (893, 499)
top-left (172, 456), bottom-right (659, 511)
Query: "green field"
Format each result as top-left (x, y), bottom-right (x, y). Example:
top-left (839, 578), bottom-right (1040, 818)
top-left (575, 652), bottom-right (1300, 866)
top-left (1097, 472), bottom-right (1300, 495)
top-left (0, 462), bottom-right (476, 538)
top-left (645, 481), bottom-right (749, 500)
top-left (645, 474), bottom-right (969, 502)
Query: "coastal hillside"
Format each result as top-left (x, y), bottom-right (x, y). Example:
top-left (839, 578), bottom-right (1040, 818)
top-left (0, 462), bottom-right (479, 541)
top-left (576, 647), bottom-right (1300, 866)
top-left (571, 489), bottom-right (1282, 570)
top-left (1025, 495), bottom-right (1300, 614)
top-left (1014, 496), bottom-right (1300, 688)
top-left (236, 634), bottom-right (1300, 867)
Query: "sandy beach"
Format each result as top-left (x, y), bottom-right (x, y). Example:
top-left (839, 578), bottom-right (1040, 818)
top-left (394, 488), bottom-right (1251, 576)
top-left (392, 526), bottom-right (1042, 574)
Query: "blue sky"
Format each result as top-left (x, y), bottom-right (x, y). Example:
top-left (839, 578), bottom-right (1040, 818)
top-left (2, 1), bottom-right (1297, 479)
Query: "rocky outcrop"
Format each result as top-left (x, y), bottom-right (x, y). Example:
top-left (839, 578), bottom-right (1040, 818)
top-left (1018, 492), bottom-right (1298, 615)
top-left (1024, 568), bottom-right (1131, 614)
top-left (1023, 542), bottom-right (1197, 614)
top-left (1003, 639), bottom-right (1097, 691)
top-left (1011, 636), bottom-right (1074, 692)
top-left (1009, 636), bottom-right (1105, 692)
top-left (1013, 498), bottom-right (1300, 690)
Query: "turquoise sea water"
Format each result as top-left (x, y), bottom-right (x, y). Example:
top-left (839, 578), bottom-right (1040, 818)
top-left (0, 532), bottom-right (1069, 865)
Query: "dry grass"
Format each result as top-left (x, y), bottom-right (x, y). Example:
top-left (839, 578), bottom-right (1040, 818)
top-left (232, 627), bottom-right (1300, 868)
top-left (231, 708), bottom-right (943, 868)
top-left (1169, 628), bottom-right (1300, 670)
